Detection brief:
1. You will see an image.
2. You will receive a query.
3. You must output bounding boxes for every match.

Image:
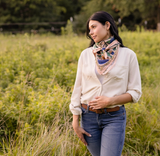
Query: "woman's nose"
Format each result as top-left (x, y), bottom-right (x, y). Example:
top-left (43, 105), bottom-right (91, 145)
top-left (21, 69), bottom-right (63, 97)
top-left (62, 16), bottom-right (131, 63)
top-left (89, 29), bottom-right (93, 35)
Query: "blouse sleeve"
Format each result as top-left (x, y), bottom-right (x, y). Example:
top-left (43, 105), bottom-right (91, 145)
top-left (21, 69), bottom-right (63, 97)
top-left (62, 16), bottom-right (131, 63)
top-left (126, 52), bottom-right (142, 103)
top-left (69, 53), bottom-right (83, 115)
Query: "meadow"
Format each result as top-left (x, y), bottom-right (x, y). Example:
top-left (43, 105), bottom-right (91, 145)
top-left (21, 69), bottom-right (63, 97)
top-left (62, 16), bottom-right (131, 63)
top-left (0, 30), bottom-right (160, 156)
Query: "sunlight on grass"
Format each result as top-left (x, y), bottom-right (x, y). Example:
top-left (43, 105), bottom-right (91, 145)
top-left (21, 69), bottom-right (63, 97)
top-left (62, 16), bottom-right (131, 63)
top-left (0, 31), bottom-right (160, 155)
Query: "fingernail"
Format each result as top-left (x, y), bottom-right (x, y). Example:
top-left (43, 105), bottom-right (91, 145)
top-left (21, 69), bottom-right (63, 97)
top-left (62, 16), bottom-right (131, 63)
top-left (89, 134), bottom-right (91, 137)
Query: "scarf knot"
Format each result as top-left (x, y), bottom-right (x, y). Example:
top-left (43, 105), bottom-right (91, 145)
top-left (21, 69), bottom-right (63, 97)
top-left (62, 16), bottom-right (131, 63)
top-left (93, 36), bottom-right (120, 75)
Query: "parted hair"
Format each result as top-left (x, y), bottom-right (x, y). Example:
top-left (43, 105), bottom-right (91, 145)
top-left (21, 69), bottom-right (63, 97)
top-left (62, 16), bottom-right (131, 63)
top-left (86, 11), bottom-right (124, 47)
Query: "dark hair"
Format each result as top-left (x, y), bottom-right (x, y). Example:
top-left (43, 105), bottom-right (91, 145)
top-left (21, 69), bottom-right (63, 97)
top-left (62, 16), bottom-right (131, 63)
top-left (86, 11), bottom-right (124, 47)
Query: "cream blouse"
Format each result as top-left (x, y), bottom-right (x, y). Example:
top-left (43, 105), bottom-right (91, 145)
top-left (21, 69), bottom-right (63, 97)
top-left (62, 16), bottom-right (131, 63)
top-left (69, 47), bottom-right (142, 115)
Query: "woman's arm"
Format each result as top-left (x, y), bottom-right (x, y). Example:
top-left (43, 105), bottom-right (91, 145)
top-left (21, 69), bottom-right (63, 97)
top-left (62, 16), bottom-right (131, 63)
top-left (126, 52), bottom-right (142, 103)
top-left (69, 53), bottom-right (83, 115)
top-left (88, 93), bottom-right (132, 109)
top-left (70, 51), bottom-right (92, 145)
top-left (110, 93), bottom-right (132, 105)
top-left (72, 115), bottom-right (91, 145)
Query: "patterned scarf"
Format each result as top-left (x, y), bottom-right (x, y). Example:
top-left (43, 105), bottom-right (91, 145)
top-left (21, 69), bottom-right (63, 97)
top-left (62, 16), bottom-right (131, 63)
top-left (93, 36), bottom-right (120, 75)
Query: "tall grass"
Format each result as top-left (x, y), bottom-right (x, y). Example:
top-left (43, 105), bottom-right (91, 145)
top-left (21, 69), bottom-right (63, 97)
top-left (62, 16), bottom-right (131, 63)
top-left (1, 111), bottom-right (89, 156)
top-left (0, 31), bottom-right (160, 155)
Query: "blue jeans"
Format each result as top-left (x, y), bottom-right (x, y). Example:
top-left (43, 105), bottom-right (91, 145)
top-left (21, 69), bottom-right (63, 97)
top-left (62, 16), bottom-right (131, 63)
top-left (81, 105), bottom-right (126, 156)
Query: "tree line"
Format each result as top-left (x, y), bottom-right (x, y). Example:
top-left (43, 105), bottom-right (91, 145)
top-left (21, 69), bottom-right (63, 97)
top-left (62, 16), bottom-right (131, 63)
top-left (0, 0), bottom-right (160, 33)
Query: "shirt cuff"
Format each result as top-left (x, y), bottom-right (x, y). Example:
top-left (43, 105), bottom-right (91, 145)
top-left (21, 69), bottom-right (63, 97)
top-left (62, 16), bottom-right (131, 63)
top-left (69, 104), bottom-right (82, 115)
top-left (127, 90), bottom-right (142, 103)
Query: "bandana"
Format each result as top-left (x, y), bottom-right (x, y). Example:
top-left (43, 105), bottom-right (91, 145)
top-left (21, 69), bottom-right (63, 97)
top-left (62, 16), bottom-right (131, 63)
top-left (93, 36), bottom-right (120, 75)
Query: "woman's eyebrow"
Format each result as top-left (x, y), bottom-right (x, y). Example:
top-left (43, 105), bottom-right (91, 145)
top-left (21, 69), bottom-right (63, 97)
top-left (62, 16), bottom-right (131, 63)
top-left (89, 24), bottom-right (95, 29)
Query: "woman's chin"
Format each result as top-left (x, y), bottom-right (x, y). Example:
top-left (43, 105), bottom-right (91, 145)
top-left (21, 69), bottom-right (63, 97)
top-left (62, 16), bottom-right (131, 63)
top-left (94, 39), bottom-right (100, 43)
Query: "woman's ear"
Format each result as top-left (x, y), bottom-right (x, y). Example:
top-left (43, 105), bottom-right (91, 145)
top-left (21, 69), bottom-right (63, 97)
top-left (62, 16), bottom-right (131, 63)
top-left (105, 21), bottom-right (111, 30)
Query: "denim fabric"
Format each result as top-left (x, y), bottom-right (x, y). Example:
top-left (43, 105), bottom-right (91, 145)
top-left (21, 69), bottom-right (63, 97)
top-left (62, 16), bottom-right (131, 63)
top-left (81, 105), bottom-right (126, 156)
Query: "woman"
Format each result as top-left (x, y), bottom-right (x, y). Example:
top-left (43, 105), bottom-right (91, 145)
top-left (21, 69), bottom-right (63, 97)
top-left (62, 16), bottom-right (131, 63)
top-left (69, 11), bottom-right (142, 156)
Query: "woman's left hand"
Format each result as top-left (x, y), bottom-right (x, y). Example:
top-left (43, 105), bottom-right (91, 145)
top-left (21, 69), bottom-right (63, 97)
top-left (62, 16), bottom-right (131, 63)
top-left (88, 96), bottom-right (112, 109)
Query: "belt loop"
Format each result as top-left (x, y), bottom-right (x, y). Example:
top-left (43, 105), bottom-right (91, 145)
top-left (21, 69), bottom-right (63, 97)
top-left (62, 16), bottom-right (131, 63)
top-left (87, 104), bottom-right (89, 112)
top-left (104, 108), bottom-right (108, 114)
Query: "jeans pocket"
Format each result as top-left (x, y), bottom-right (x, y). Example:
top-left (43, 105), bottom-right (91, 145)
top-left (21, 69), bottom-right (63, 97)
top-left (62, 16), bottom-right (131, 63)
top-left (107, 106), bottom-right (126, 117)
top-left (81, 106), bottom-right (88, 114)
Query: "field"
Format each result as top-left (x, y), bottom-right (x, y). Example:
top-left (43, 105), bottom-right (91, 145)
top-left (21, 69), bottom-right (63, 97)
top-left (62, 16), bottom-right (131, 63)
top-left (0, 30), bottom-right (160, 156)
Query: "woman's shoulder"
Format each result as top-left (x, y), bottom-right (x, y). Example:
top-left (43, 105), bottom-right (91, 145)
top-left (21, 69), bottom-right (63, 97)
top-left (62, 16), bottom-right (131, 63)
top-left (119, 47), bottom-right (137, 57)
top-left (80, 47), bottom-right (93, 57)
top-left (81, 47), bottom-right (92, 53)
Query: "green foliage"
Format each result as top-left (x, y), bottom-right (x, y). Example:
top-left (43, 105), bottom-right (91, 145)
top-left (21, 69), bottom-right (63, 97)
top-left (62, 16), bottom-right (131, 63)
top-left (1, 115), bottom-right (91, 156)
top-left (57, 0), bottom-right (89, 21)
top-left (120, 31), bottom-right (160, 88)
top-left (0, 32), bottom-right (160, 155)
top-left (73, 0), bottom-right (116, 33)
top-left (73, 0), bottom-right (160, 32)
top-left (0, 0), bottom-right (88, 32)
top-left (0, 33), bottom-right (88, 141)
top-left (119, 24), bottom-right (128, 32)
top-left (61, 20), bottom-right (74, 36)
top-left (120, 31), bottom-right (160, 155)
top-left (0, 0), bottom-right (63, 23)
top-left (0, 0), bottom-right (160, 33)
top-left (124, 86), bottom-right (160, 155)
top-left (106, 0), bottom-right (144, 17)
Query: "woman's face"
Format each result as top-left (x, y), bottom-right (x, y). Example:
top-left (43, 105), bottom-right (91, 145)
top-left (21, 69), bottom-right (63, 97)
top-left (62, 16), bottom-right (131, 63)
top-left (89, 20), bottom-right (111, 43)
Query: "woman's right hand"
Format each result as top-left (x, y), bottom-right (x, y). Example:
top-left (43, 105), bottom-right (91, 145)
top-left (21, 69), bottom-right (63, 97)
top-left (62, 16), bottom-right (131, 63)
top-left (72, 115), bottom-right (91, 146)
